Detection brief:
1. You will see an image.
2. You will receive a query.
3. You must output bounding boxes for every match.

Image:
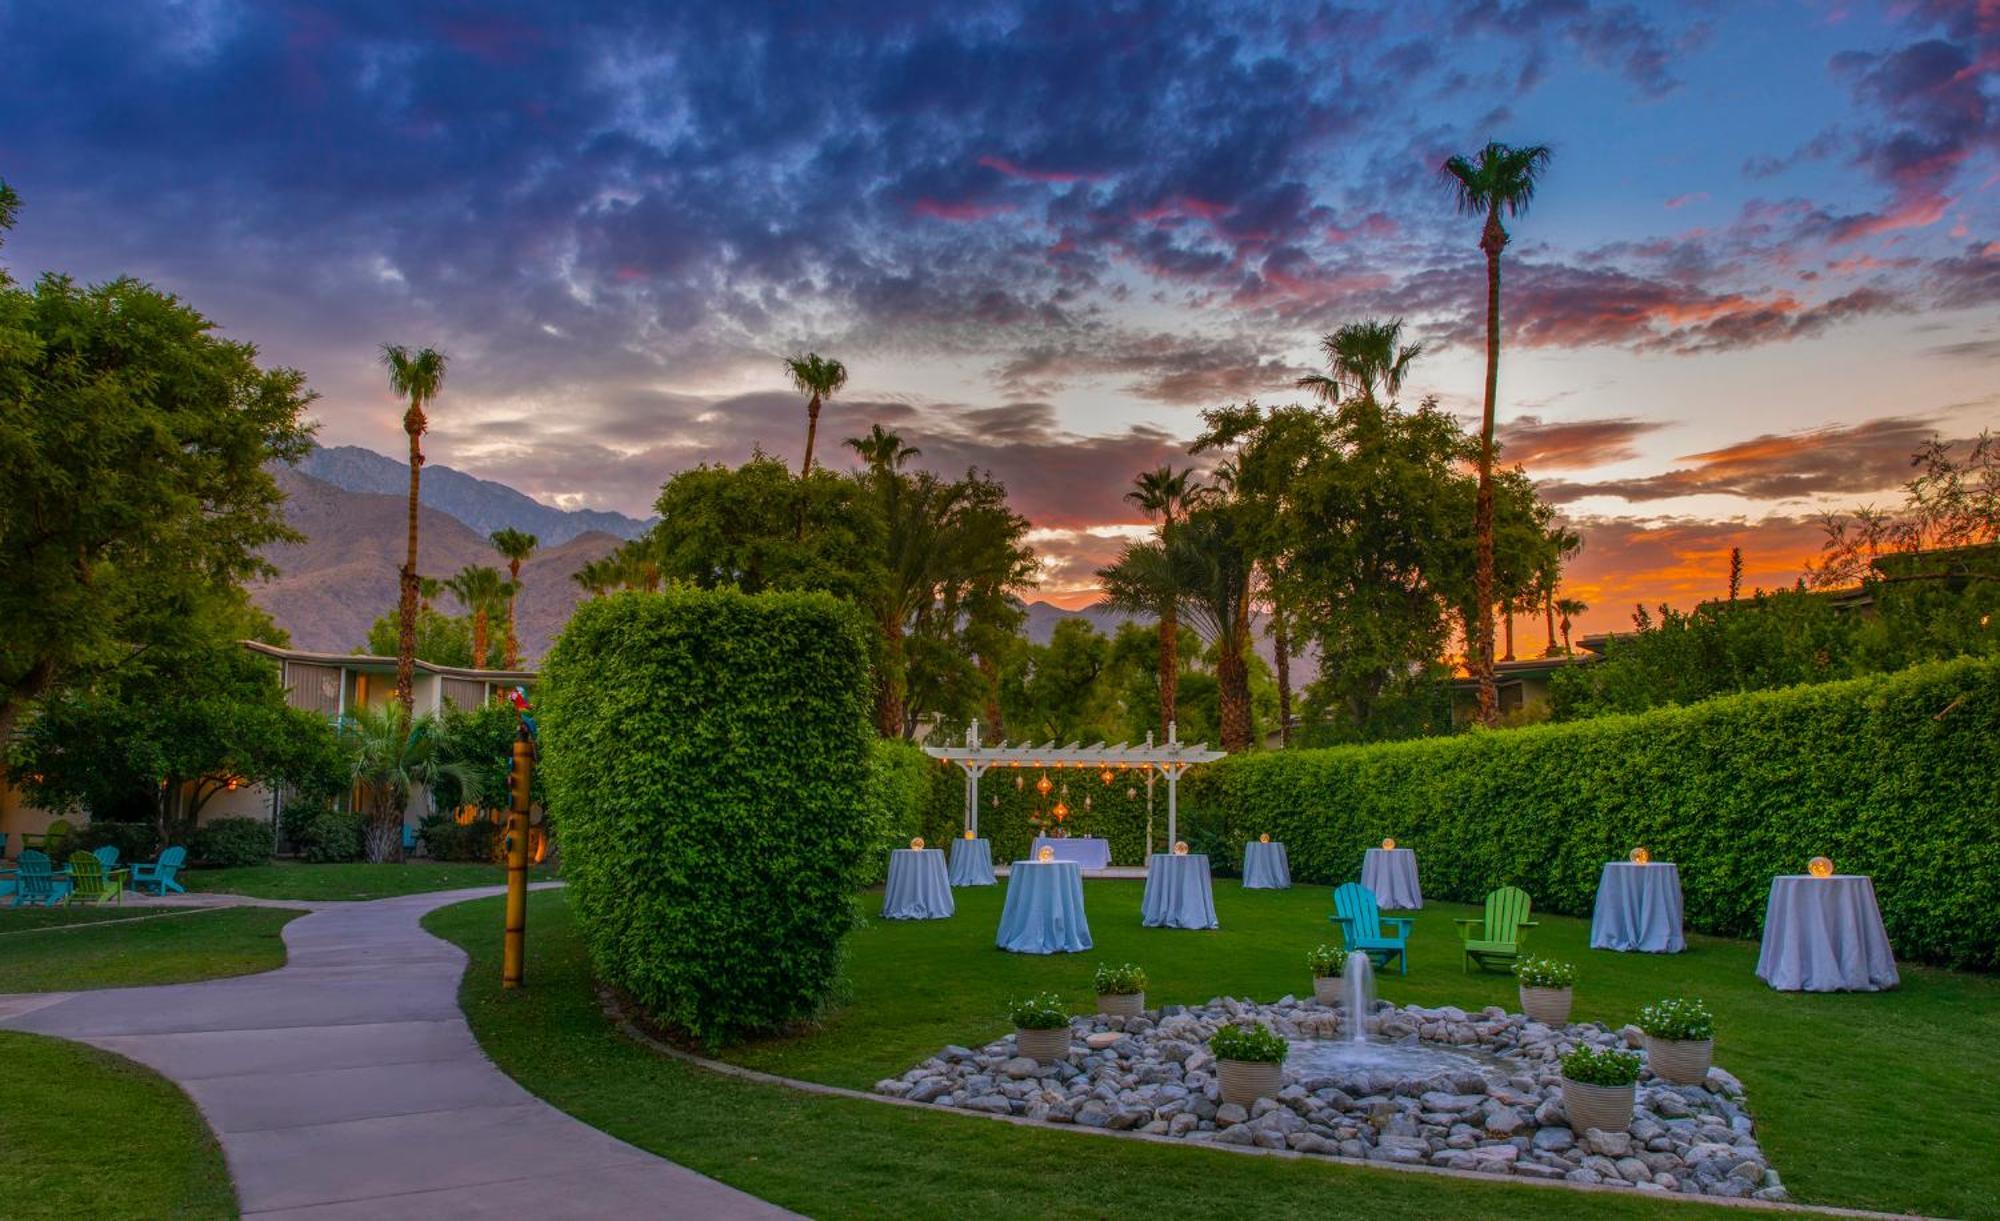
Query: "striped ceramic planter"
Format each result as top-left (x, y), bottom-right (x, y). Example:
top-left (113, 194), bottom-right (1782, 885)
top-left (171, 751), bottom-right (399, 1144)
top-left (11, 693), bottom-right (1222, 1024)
top-left (1218, 1059), bottom-right (1284, 1107)
top-left (1519, 985), bottom-right (1574, 1026)
top-left (1561, 1077), bottom-right (1635, 1134)
top-left (1643, 1035), bottom-right (1714, 1086)
top-left (1015, 1026), bottom-right (1071, 1062)
top-left (1096, 991), bottom-right (1145, 1017)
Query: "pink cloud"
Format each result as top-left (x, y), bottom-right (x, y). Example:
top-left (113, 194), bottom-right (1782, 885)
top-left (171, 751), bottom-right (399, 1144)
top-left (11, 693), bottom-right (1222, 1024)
top-left (911, 198), bottom-right (1016, 221)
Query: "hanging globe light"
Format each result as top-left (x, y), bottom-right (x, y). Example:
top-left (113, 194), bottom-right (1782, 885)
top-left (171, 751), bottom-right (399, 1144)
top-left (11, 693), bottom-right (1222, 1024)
top-left (1036, 772), bottom-right (1053, 797)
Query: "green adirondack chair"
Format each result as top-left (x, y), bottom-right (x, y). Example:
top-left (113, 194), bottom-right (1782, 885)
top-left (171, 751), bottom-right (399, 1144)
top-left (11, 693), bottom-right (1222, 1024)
top-left (66, 851), bottom-right (127, 906)
top-left (1455, 886), bottom-right (1537, 973)
top-left (10, 850), bottom-right (72, 907)
top-left (1330, 882), bottom-right (1414, 976)
top-left (130, 846), bottom-right (188, 896)
top-left (20, 818), bottom-right (73, 860)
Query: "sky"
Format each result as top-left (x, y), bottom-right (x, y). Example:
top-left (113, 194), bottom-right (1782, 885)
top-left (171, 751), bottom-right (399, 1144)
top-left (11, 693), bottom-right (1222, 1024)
top-left (3, 0), bottom-right (1995, 635)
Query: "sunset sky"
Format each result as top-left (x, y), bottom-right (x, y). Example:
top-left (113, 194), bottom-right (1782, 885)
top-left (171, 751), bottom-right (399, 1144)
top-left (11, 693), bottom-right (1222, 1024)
top-left (4, 1), bottom-right (1995, 634)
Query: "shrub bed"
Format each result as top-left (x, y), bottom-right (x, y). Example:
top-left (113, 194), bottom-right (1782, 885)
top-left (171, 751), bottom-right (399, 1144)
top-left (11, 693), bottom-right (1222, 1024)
top-left (857, 739), bottom-right (933, 885)
top-left (1182, 656), bottom-right (2000, 970)
top-left (190, 816), bottom-right (271, 868)
top-left (539, 588), bottom-right (874, 1047)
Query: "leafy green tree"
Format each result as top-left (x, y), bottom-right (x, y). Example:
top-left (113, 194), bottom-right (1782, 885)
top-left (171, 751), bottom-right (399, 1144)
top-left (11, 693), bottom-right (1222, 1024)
top-left (1441, 140), bottom-right (1553, 724)
top-left (650, 455), bottom-right (883, 602)
top-left (363, 605), bottom-right (499, 668)
top-left (379, 344), bottom-right (448, 718)
top-left (488, 528), bottom-right (539, 667)
top-left (0, 189), bottom-right (316, 741)
top-left (999, 618), bottom-right (1119, 743)
top-left (11, 600), bottom-right (347, 845)
top-left (784, 352), bottom-right (848, 478)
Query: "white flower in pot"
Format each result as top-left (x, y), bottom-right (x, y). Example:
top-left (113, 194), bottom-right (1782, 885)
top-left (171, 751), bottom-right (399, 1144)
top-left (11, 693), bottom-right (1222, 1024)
top-left (1010, 991), bottom-right (1072, 1062)
top-left (1637, 997), bottom-right (1715, 1086)
top-left (1210, 1021), bottom-right (1287, 1107)
top-left (1514, 956), bottom-right (1577, 1025)
top-left (1092, 962), bottom-right (1148, 1017)
top-left (1307, 944), bottom-right (1347, 1006)
top-left (1560, 1043), bottom-right (1640, 1134)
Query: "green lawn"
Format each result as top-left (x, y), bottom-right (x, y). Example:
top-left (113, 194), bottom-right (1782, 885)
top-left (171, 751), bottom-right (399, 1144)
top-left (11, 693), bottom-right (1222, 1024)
top-left (0, 904), bottom-right (181, 932)
top-left (0, 906), bottom-right (301, 991)
top-left (0, 1030), bottom-right (235, 1219)
top-left (430, 893), bottom-right (1774, 1221)
top-left (184, 860), bottom-right (555, 901)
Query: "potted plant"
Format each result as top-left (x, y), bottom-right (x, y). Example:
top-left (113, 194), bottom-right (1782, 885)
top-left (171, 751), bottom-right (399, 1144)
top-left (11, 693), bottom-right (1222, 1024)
top-left (1560, 1044), bottom-right (1641, 1134)
top-left (1514, 956), bottom-right (1577, 1025)
top-left (1092, 963), bottom-right (1148, 1017)
top-left (1010, 992), bottom-right (1073, 1061)
top-left (1307, 944), bottom-right (1348, 1006)
top-left (1210, 1022), bottom-right (1288, 1106)
top-left (1637, 997), bottom-right (1715, 1086)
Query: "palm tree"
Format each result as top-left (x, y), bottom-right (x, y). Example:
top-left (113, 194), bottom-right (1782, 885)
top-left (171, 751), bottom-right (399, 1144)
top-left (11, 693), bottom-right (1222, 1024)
top-left (784, 352), bottom-right (849, 477)
top-left (340, 704), bottom-right (479, 863)
top-left (380, 344), bottom-right (449, 720)
top-left (1556, 597), bottom-right (1588, 655)
top-left (488, 528), bottom-right (539, 668)
top-left (571, 559), bottom-right (615, 599)
top-left (444, 565), bottom-right (513, 668)
top-left (1124, 466), bottom-right (1203, 738)
top-left (1296, 318), bottom-right (1425, 408)
top-left (1441, 140), bottom-right (1552, 725)
top-left (417, 575), bottom-right (442, 615)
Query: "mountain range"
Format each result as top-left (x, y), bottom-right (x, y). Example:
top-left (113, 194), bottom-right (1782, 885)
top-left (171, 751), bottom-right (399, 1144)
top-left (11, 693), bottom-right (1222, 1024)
top-left (258, 446), bottom-right (1311, 681)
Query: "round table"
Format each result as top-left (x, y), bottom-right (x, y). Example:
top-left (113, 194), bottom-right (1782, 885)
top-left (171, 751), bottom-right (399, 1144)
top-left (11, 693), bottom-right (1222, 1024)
top-left (1360, 848), bottom-right (1423, 910)
top-left (1756, 875), bottom-right (1899, 992)
top-left (996, 860), bottom-right (1092, 953)
top-left (880, 849), bottom-right (954, 920)
top-left (1141, 853), bottom-right (1219, 929)
top-left (1240, 840), bottom-right (1291, 889)
top-left (1030, 836), bottom-right (1110, 869)
top-left (948, 837), bottom-right (996, 886)
top-left (1590, 861), bottom-right (1686, 953)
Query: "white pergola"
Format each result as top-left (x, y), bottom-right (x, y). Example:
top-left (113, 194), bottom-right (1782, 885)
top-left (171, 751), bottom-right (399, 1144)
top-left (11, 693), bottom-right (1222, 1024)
top-left (923, 721), bottom-right (1226, 853)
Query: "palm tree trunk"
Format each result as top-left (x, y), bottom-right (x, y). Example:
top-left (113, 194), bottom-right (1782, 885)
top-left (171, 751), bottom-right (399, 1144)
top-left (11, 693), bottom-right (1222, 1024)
top-left (876, 616), bottom-right (905, 737)
top-left (1543, 593), bottom-right (1558, 657)
top-left (1216, 634), bottom-right (1251, 753)
top-left (800, 392), bottom-right (822, 477)
top-left (1502, 602), bottom-right (1515, 661)
top-left (1472, 211), bottom-right (1506, 726)
top-left (1560, 617), bottom-right (1573, 654)
top-left (396, 412), bottom-right (424, 720)
top-left (472, 608), bottom-right (489, 670)
top-left (504, 559), bottom-right (521, 669)
top-left (1272, 602), bottom-right (1293, 748)
top-left (1158, 609), bottom-right (1179, 739)
top-left (978, 652), bottom-right (1006, 740)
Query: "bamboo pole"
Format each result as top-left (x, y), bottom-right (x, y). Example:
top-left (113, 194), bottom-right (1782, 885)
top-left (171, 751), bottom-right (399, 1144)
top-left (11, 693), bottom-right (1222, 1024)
top-left (502, 723), bottom-right (532, 989)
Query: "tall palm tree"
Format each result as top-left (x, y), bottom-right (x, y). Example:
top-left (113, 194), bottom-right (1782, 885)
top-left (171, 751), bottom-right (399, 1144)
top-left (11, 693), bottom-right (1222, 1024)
top-left (1296, 318), bottom-right (1425, 408)
top-left (1124, 466), bottom-right (1203, 738)
top-left (380, 344), bottom-right (449, 719)
top-left (784, 352), bottom-right (849, 477)
top-left (444, 565), bottom-right (513, 669)
top-left (488, 528), bottom-right (539, 668)
top-left (1556, 597), bottom-right (1588, 655)
top-left (417, 575), bottom-right (442, 615)
top-left (1441, 140), bottom-right (1551, 725)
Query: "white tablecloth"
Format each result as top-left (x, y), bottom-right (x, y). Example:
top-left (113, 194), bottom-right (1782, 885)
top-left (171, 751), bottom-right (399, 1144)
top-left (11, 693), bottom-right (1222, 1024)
top-left (1590, 862), bottom-right (1686, 953)
top-left (880, 849), bottom-right (954, 920)
top-left (1240, 841), bottom-right (1291, 889)
top-left (1030, 836), bottom-right (1110, 869)
top-left (948, 837), bottom-right (995, 886)
top-left (1756, 875), bottom-right (1899, 992)
top-left (1141, 853), bottom-right (1219, 929)
top-left (1360, 848), bottom-right (1423, 910)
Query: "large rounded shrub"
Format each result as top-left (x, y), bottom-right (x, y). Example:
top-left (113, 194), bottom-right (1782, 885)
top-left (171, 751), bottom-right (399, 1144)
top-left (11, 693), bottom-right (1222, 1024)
top-left (540, 588), bottom-right (874, 1047)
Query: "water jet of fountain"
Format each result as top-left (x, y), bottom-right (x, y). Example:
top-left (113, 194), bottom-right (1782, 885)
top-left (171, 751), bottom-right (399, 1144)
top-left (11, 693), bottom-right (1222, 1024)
top-left (1341, 952), bottom-right (1376, 1043)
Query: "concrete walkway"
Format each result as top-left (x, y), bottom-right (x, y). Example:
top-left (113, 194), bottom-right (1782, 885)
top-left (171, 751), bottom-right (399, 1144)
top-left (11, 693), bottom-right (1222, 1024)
top-left (0, 887), bottom-right (791, 1219)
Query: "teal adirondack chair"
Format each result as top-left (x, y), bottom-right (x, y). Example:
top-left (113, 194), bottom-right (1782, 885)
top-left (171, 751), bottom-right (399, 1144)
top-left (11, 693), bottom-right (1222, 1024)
top-left (66, 852), bottom-right (127, 906)
top-left (92, 845), bottom-right (120, 872)
top-left (1455, 886), bottom-right (1538, 973)
top-left (10, 850), bottom-right (72, 907)
top-left (1330, 882), bottom-right (1414, 976)
top-left (130, 845), bottom-right (188, 896)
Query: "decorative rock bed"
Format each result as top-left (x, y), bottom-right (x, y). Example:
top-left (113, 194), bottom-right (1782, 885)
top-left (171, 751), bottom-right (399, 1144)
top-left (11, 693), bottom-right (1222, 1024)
top-left (874, 996), bottom-right (1785, 1203)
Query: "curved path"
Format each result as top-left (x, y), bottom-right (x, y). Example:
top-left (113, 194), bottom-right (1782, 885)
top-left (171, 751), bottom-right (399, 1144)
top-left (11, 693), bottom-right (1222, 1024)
top-left (0, 887), bottom-right (790, 1220)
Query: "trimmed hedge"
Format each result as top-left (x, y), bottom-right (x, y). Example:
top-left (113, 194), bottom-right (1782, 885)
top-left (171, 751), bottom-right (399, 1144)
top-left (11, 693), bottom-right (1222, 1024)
top-left (857, 739), bottom-right (933, 886)
top-left (1181, 656), bottom-right (2000, 970)
top-left (540, 588), bottom-right (875, 1047)
top-left (190, 816), bottom-right (271, 868)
